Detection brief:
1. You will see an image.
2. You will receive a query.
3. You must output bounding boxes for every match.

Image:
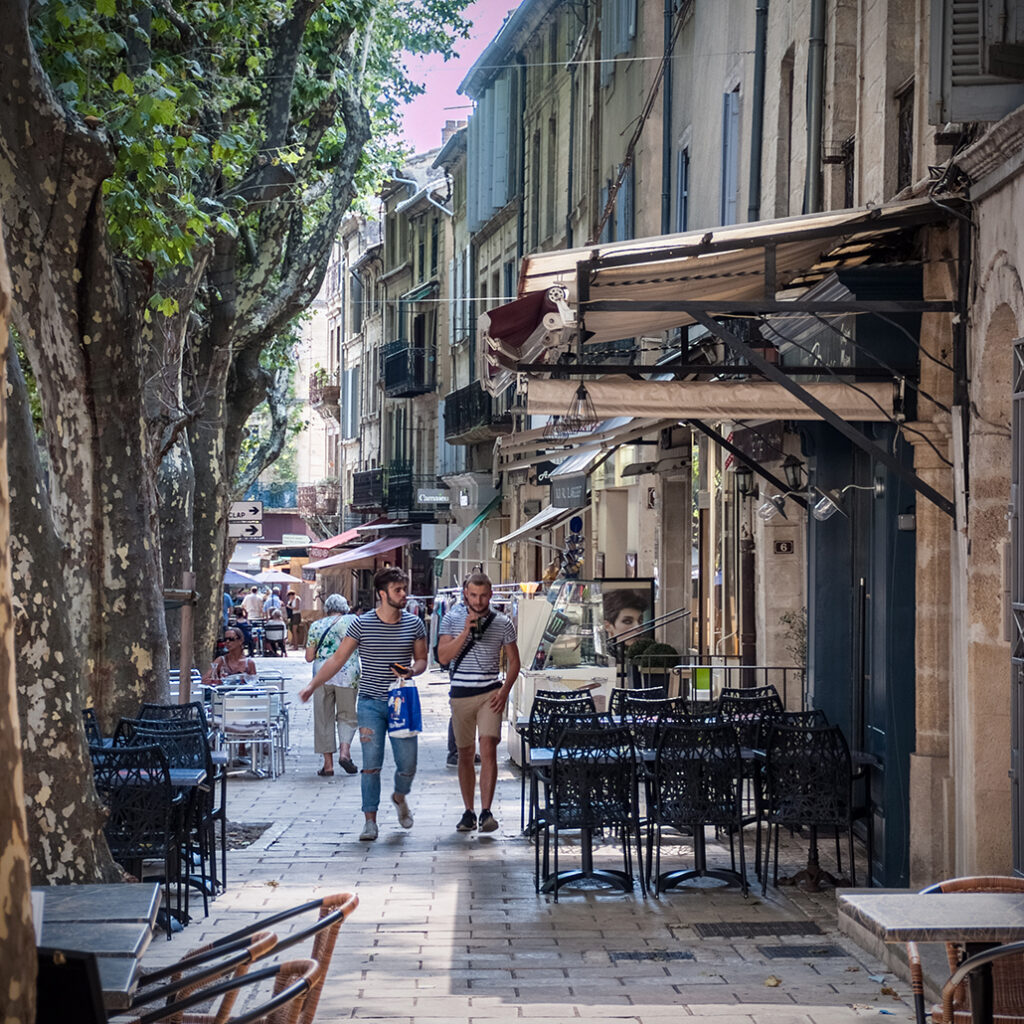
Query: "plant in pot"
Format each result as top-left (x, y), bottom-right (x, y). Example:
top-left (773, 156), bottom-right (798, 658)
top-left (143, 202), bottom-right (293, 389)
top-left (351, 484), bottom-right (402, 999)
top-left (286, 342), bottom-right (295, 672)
top-left (626, 640), bottom-right (679, 688)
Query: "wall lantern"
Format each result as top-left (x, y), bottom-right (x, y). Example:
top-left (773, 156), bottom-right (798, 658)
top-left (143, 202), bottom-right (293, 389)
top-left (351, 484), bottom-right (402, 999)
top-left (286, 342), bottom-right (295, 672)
top-left (811, 480), bottom-right (886, 521)
top-left (782, 455), bottom-right (806, 492)
top-left (734, 464), bottom-right (755, 498)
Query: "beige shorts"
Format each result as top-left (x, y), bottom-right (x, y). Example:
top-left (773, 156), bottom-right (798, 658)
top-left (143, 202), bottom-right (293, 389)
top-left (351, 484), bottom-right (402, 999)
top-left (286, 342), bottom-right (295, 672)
top-left (450, 690), bottom-right (504, 748)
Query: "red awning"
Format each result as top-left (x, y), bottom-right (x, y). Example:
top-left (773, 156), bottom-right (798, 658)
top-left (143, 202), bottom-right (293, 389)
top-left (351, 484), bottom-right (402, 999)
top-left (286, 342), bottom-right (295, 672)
top-left (308, 518), bottom-right (392, 560)
top-left (306, 535), bottom-right (417, 573)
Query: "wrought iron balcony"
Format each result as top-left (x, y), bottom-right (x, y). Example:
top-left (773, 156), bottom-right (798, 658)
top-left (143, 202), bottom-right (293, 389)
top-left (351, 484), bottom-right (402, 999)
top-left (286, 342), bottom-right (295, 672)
top-left (352, 467), bottom-right (386, 512)
top-left (298, 481), bottom-right (340, 517)
top-left (383, 339), bottom-right (435, 398)
top-left (309, 370), bottom-right (341, 420)
top-left (385, 460), bottom-right (440, 520)
top-left (444, 381), bottom-right (515, 444)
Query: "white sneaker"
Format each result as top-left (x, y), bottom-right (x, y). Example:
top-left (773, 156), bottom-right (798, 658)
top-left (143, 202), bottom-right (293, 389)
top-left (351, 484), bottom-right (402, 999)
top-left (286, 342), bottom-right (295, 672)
top-left (392, 793), bottom-right (414, 829)
top-left (359, 820), bottom-right (378, 841)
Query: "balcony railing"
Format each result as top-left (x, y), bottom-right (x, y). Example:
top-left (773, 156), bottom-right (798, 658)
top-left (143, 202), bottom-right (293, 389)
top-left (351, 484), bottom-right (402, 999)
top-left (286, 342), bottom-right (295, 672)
top-left (352, 468), bottom-right (385, 511)
top-left (383, 339), bottom-right (435, 398)
top-left (309, 371), bottom-right (341, 420)
top-left (385, 460), bottom-right (439, 520)
top-left (244, 482), bottom-right (298, 509)
top-left (298, 481), bottom-right (340, 517)
top-left (444, 381), bottom-right (515, 444)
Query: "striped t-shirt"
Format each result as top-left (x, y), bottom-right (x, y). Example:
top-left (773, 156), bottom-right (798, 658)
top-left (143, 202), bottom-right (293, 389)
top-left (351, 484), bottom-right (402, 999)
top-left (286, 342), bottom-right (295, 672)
top-left (439, 605), bottom-right (517, 698)
top-left (345, 609), bottom-right (427, 701)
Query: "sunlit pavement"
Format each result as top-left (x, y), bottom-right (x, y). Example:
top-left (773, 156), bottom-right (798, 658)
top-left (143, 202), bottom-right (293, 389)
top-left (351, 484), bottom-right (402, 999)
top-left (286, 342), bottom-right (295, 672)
top-left (140, 654), bottom-right (915, 1023)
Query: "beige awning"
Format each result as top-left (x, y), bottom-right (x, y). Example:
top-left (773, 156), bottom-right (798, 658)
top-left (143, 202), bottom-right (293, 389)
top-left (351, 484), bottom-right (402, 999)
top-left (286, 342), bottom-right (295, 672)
top-left (480, 197), bottom-right (953, 385)
top-left (525, 376), bottom-right (893, 422)
top-left (491, 504), bottom-right (584, 552)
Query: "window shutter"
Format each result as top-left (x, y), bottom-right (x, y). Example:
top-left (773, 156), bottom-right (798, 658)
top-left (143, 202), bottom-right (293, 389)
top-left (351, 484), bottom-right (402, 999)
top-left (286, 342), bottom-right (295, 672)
top-left (930, 0), bottom-right (1024, 123)
top-left (492, 76), bottom-right (510, 206)
top-left (721, 90), bottom-right (740, 226)
top-left (599, 183), bottom-right (613, 242)
top-left (675, 148), bottom-right (690, 233)
top-left (600, 0), bottom-right (615, 86)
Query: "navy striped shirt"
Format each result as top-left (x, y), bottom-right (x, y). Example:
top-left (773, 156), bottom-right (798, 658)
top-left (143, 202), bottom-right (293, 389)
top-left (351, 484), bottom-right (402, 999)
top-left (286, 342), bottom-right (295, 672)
top-left (439, 606), bottom-right (517, 698)
top-left (345, 609), bottom-right (426, 701)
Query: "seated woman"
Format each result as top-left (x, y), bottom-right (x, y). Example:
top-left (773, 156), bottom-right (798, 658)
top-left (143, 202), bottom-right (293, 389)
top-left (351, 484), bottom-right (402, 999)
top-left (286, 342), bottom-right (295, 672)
top-left (263, 608), bottom-right (288, 657)
top-left (203, 628), bottom-right (258, 684)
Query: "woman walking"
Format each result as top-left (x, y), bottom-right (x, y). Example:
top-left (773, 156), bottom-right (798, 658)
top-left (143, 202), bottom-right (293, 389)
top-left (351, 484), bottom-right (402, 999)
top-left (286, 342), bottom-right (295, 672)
top-left (306, 594), bottom-right (360, 776)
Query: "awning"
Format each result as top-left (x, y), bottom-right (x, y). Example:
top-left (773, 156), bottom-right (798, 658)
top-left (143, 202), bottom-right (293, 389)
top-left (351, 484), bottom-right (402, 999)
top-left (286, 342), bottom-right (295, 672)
top-left (307, 535), bottom-right (417, 572)
top-left (491, 504), bottom-right (585, 553)
top-left (526, 376), bottom-right (893, 422)
top-left (308, 527), bottom-right (363, 560)
top-left (432, 494), bottom-right (502, 574)
top-left (480, 197), bottom-right (958, 390)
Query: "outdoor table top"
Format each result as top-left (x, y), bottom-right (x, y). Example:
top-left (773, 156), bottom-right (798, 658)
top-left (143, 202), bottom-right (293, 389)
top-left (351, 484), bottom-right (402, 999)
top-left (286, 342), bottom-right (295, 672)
top-left (168, 767), bottom-right (207, 788)
top-left (31, 882), bottom-right (160, 923)
top-left (838, 891), bottom-right (1024, 943)
top-left (34, 882), bottom-right (159, 1010)
top-left (40, 920), bottom-right (153, 958)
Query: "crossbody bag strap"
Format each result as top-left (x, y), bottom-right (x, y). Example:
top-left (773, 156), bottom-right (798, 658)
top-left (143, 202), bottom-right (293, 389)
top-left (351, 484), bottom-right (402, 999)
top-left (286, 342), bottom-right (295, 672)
top-left (314, 615), bottom-right (343, 659)
top-left (449, 612), bottom-right (495, 676)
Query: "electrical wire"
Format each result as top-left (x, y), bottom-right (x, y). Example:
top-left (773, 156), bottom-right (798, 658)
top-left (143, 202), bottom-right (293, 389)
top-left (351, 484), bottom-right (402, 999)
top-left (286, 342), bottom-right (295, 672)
top-left (757, 316), bottom-right (953, 467)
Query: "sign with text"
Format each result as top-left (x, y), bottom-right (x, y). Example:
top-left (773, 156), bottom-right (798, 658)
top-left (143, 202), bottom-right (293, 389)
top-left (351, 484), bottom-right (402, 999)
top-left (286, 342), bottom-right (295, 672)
top-left (416, 488), bottom-right (450, 505)
top-left (228, 522), bottom-right (263, 539)
top-left (550, 473), bottom-right (587, 508)
top-left (229, 501), bottom-right (263, 523)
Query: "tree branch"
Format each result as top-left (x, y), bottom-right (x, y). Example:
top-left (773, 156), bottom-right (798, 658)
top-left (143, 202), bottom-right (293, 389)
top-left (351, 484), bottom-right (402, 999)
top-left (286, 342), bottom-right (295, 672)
top-left (232, 366), bottom-right (290, 497)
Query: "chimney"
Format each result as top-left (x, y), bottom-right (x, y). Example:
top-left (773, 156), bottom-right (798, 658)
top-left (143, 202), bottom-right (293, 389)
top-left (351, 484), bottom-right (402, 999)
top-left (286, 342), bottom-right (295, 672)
top-left (441, 119), bottom-right (467, 145)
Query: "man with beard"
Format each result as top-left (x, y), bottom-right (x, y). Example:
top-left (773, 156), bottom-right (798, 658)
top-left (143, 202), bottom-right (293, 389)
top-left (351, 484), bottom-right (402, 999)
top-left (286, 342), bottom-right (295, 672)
top-left (300, 567), bottom-right (427, 841)
top-left (437, 572), bottom-right (520, 834)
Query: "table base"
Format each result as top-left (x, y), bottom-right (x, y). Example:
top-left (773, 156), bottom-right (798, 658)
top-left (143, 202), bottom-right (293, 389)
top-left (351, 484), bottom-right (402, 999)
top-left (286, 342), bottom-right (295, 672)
top-left (540, 867), bottom-right (634, 895)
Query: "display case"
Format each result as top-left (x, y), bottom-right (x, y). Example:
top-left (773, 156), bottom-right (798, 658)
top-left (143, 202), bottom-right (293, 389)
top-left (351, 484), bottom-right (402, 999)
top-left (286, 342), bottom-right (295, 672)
top-left (506, 579), bottom-right (656, 765)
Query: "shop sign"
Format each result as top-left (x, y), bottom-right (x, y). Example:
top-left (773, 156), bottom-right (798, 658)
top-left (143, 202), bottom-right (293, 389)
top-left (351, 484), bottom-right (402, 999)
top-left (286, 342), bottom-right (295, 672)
top-left (550, 473), bottom-right (587, 508)
top-left (416, 488), bottom-right (450, 505)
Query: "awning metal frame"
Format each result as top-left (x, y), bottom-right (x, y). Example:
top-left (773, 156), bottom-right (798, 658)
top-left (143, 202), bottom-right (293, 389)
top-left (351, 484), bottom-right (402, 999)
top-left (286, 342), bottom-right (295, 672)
top-left (688, 310), bottom-right (955, 518)
top-left (688, 419), bottom-right (810, 511)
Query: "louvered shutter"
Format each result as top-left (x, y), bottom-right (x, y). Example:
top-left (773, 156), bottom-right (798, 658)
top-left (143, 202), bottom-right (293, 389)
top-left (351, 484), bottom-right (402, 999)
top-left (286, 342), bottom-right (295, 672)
top-left (930, 0), bottom-right (1024, 122)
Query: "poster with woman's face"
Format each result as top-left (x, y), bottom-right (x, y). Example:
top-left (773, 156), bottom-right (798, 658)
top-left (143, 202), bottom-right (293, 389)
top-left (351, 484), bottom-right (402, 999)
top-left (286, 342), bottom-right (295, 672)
top-left (599, 579), bottom-right (654, 653)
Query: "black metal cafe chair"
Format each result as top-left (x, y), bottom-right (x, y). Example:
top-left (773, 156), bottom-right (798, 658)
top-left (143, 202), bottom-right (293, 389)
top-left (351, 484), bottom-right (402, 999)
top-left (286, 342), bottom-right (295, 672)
top-left (647, 720), bottom-right (748, 896)
top-left (89, 743), bottom-right (185, 937)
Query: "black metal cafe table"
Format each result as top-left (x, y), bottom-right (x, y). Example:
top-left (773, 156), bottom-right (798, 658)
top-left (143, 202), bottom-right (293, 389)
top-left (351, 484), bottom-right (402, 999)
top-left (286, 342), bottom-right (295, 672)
top-left (34, 882), bottom-right (160, 1010)
top-left (838, 891), bottom-right (1024, 1024)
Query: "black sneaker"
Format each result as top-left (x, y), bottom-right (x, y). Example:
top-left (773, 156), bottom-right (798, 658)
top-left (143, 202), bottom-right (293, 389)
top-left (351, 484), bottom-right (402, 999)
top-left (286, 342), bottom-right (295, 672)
top-left (446, 753), bottom-right (459, 767)
top-left (456, 809), bottom-right (477, 832)
top-left (478, 809), bottom-right (498, 833)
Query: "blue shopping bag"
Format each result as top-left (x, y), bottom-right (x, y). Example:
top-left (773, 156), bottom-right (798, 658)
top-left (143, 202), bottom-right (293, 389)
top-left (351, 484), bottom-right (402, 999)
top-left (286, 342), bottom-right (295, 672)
top-left (387, 684), bottom-right (423, 737)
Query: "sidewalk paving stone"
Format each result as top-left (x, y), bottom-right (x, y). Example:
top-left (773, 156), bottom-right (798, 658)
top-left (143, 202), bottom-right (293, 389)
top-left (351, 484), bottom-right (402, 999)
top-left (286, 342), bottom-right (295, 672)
top-left (137, 656), bottom-right (915, 1022)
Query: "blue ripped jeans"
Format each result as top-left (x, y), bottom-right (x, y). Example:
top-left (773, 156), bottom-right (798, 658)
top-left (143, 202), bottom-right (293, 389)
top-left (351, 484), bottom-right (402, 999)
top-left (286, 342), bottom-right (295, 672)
top-left (357, 696), bottom-right (417, 813)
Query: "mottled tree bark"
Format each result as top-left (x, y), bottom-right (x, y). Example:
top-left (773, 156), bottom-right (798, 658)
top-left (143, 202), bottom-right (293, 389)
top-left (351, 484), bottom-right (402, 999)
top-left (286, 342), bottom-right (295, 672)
top-left (7, 348), bottom-right (120, 883)
top-left (0, 207), bottom-right (37, 1024)
top-left (0, 0), bottom-right (166, 875)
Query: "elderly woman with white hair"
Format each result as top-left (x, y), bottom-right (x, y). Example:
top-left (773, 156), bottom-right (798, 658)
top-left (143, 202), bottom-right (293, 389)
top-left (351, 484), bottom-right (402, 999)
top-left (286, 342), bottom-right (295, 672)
top-left (306, 593), bottom-right (360, 776)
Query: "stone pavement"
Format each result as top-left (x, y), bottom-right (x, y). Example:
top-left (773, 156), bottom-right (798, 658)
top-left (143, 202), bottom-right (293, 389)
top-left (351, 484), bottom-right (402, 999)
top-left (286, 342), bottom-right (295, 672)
top-left (142, 654), bottom-right (916, 1023)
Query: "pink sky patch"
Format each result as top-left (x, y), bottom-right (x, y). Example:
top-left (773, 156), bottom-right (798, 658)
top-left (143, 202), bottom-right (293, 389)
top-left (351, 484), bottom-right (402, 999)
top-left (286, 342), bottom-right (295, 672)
top-left (399, 1), bottom-right (519, 154)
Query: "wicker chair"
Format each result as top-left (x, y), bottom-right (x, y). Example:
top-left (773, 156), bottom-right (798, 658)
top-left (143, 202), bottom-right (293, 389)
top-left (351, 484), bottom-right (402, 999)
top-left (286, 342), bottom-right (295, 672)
top-left (936, 938), bottom-right (1024, 1024)
top-left (139, 892), bottom-right (359, 1024)
top-left (648, 720), bottom-right (748, 896)
top-left (907, 875), bottom-right (1024, 1024)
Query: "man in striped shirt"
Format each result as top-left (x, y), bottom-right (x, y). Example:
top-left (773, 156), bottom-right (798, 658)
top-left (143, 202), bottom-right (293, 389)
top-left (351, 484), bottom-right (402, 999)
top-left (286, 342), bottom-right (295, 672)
top-left (437, 572), bottom-right (520, 834)
top-left (300, 567), bottom-right (427, 841)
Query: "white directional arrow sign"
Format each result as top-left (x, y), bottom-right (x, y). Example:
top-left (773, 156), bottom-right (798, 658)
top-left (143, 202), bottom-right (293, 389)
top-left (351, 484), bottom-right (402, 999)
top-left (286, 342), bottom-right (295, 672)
top-left (229, 501), bottom-right (263, 523)
top-left (228, 522), bottom-right (264, 539)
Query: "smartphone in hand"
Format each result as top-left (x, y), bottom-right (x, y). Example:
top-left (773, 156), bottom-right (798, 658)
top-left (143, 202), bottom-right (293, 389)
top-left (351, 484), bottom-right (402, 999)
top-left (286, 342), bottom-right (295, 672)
top-left (391, 662), bottom-right (410, 676)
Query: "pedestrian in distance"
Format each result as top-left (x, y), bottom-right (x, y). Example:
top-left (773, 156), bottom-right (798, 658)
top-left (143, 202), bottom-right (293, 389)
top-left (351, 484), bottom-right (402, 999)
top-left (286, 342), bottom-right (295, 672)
top-left (286, 589), bottom-right (303, 648)
top-left (306, 594), bottom-right (360, 777)
top-left (241, 585), bottom-right (264, 621)
top-left (263, 586), bottom-right (283, 617)
top-left (300, 567), bottom-right (427, 842)
top-left (437, 571), bottom-right (520, 834)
